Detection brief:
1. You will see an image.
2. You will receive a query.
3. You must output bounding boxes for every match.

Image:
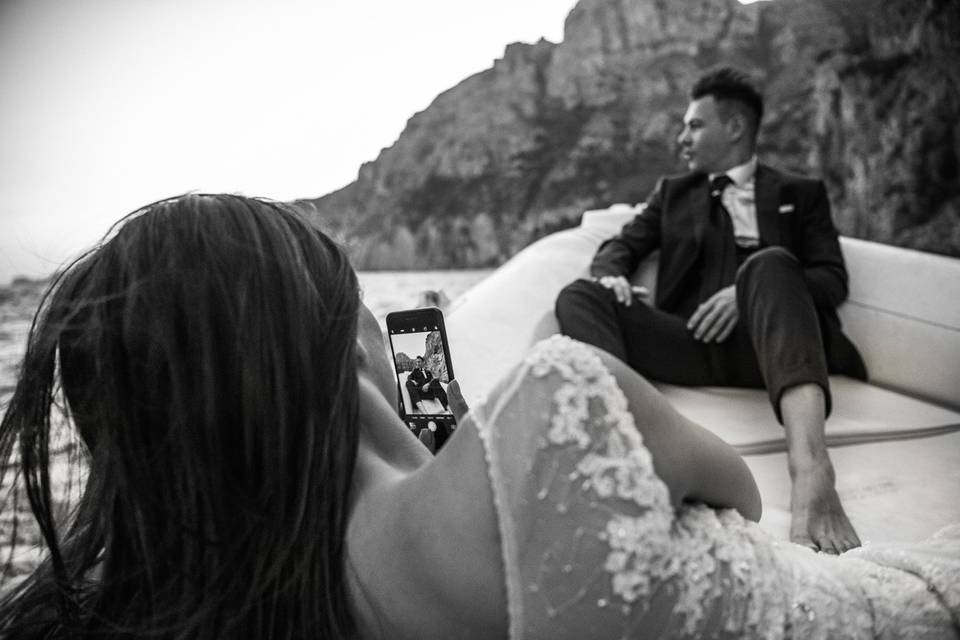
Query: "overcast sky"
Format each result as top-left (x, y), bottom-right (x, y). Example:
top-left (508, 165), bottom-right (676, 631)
top-left (0, 0), bottom-right (763, 285)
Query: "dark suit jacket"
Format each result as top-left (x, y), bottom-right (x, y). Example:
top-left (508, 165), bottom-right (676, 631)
top-left (406, 367), bottom-right (431, 393)
top-left (590, 164), bottom-right (866, 378)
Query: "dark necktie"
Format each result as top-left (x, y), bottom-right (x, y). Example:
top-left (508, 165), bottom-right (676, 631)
top-left (700, 175), bottom-right (737, 302)
top-left (710, 174), bottom-right (733, 200)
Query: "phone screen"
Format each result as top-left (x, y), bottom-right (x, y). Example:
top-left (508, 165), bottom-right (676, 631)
top-left (385, 308), bottom-right (456, 449)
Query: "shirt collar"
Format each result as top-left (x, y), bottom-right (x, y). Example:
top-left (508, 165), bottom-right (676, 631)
top-left (710, 155), bottom-right (757, 188)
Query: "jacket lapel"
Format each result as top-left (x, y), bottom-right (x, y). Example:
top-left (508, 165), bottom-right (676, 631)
top-left (755, 164), bottom-right (781, 247)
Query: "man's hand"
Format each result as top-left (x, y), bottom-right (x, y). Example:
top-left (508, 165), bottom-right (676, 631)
top-left (595, 275), bottom-right (635, 306)
top-left (687, 285), bottom-right (738, 343)
top-left (421, 383), bottom-right (430, 392)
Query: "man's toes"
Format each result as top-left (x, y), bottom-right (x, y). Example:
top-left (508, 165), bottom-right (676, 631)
top-left (808, 516), bottom-right (861, 555)
top-left (790, 528), bottom-right (818, 551)
top-left (805, 525), bottom-right (833, 554)
top-left (838, 531), bottom-right (861, 553)
top-left (824, 510), bottom-right (861, 553)
top-left (818, 536), bottom-right (841, 555)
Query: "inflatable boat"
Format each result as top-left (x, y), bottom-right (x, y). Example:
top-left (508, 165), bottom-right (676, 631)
top-left (445, 205), bottom-right (960, 544)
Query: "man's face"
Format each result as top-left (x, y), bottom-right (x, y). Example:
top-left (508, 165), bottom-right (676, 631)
top-left (677, 96), bottom-right (735, 175)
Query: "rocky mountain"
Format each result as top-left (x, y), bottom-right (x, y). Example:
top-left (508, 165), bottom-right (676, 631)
top-left (424, 330), bottom-right (449, 383)
top-left (393, 352), bottom-right (416, 373)
top-left (809, 0), bottom-right (960, 255)
top-left (294, 0), bottom-right (960, 268)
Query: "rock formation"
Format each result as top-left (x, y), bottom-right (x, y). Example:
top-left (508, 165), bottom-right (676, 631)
top-left (424, 330), bottom-right (448, 383)
top-left (393, 351), bottom-right (416, 373)
top-left (294, 0), bottom-right (960, 267)
top-left (809, 0), bottom-right (960, 255)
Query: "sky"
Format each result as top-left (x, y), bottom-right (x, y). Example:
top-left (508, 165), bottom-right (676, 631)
top-left (0, 0), bottom-right (578, 285)
top-left (0, 0), bottom-right (764, 286)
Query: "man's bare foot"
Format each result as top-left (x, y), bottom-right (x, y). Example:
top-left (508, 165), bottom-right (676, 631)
top-left (789, 457), bottom-right (861, 554)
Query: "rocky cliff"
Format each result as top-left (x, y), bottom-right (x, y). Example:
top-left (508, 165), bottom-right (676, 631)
top-left (424, 330), bottom-right (448, 383)
top-left (810, 0), bottom-right (960, 254)
top-left (393, 352), bottom-right (416, 373)
top-left (294, 0), bottom-right (960, 268)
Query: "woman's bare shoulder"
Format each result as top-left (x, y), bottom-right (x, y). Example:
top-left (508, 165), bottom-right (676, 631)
top-left (346, 412), bottom-right (506, 639)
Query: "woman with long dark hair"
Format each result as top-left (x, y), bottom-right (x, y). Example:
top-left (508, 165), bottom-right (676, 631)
top-left (1, 194), bottom-right (957, 638)
top-left (0, 195), bottom-right (368, 637)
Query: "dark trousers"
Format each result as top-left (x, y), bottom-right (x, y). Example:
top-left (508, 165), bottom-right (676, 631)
top-left (556, 248), bottom-right (839, 422)
top-left (409, 379), bottom-right (449, 409)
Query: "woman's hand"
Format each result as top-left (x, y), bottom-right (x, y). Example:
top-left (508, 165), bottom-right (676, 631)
top-left (446, 379), bottom-right (470, 421)
top-left (418, 429), bottom-right (436, 453)
top-left (418, 379), bottom-right (470, 454)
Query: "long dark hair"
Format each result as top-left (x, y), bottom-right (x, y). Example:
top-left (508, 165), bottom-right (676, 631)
top-left (0, 194), bottom-right (361, 638)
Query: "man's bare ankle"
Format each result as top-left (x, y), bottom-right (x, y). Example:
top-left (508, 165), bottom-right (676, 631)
top-left (788, 453), bottom-right (835, 482)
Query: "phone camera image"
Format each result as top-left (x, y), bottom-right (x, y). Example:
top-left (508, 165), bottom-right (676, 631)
top-left (386, 308), bottom-right (456, 451)
top-left (391, 329), bottom-right (452, 415)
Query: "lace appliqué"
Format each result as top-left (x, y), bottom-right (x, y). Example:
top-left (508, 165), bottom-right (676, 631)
top-left (518, 337), bottom-right (836, 637)
top-left (479, 335), bottom-right (960, 639)
top-left (528, 336), bottom-right (670, 513)
top-left (526, 338), bottom-right (695, 615)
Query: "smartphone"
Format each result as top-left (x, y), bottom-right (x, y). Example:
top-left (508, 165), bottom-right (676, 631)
top-left (385, 307), bottom-right (457, 450)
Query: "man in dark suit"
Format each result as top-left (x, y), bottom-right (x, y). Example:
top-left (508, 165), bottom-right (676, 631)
top-left (556, 67), bottom-right (867, 554)
top-left (406, 356), bottom-right (450, 413)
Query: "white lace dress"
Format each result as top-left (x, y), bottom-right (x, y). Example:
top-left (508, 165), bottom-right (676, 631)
top-left (469, 336), bottom-right (960, 639)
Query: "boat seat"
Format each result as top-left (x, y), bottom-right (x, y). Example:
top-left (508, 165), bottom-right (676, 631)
top-left (446, 204), bottom-right (960, 542)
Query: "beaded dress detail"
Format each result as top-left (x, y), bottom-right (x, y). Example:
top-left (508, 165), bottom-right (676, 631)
top-left (469, 336), bottom-right (960, 639)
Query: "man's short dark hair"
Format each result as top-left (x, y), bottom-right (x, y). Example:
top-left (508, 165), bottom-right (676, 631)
top-left (691, 67), bottom-right (764, 137)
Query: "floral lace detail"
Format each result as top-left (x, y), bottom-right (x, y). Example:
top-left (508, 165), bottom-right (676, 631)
top-left (476, 335), bottom-right (960, 639)
top-left (526, 336), bottom-right (716, 626)
top-left (527, 338), bottom-right (671, 516)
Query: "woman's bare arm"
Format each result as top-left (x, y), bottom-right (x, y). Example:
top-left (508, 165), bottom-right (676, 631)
top-left (595, 349), bottom-right (762, 521)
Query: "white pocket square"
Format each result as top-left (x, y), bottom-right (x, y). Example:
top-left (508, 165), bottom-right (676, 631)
top-left (778, 204), bottom-right (795, 214)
